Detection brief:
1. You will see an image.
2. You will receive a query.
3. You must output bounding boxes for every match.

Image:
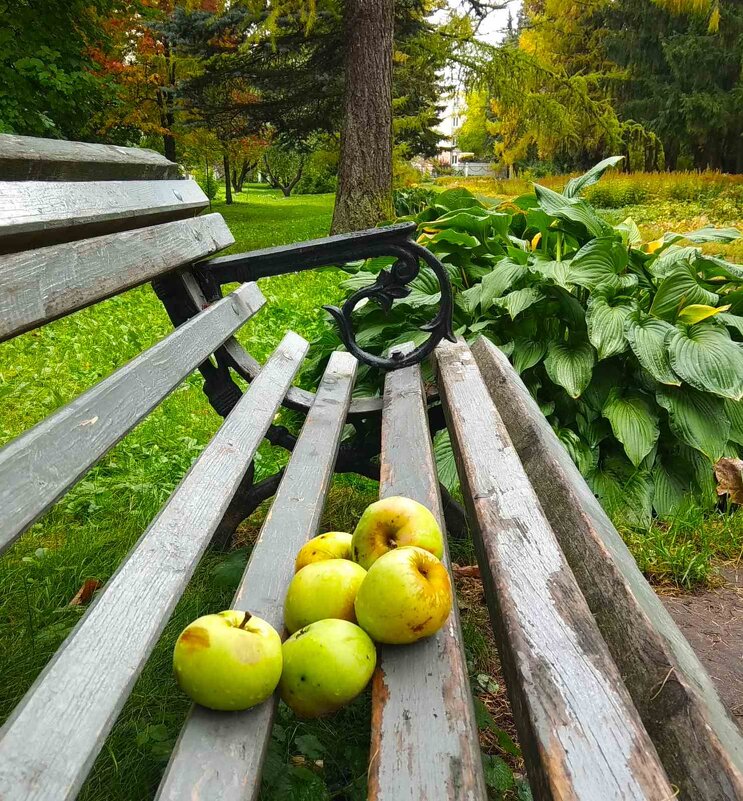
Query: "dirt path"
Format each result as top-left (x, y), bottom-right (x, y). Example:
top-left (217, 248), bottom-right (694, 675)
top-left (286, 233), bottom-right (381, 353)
top-left (661, 564), bottom-right (743, 727)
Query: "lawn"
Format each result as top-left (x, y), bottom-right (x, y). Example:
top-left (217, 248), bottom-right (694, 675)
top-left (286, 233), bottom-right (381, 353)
top-left (1, 180), bottom-right (741, 800)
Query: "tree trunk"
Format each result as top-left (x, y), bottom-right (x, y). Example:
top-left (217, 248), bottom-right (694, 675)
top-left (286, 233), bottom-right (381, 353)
top-left (223, 152), bottom-right (233, 205)
top-left (330, 0), bottom-right (394, 234)
top-left (162, 39), bottom-right (177, 163)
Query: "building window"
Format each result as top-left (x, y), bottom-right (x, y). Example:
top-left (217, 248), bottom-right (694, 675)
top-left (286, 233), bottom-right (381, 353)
top-left (452, 153), bottom-right (458, 165)
top-left (452, 115), bottom-right (459, 128)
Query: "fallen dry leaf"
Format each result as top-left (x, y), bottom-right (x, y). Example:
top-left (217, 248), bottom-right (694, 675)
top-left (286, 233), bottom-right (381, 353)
top-left (714, 458), bottom-right (743, 505)
top-left (69, 578), bottom-right (102, 606)
top-left (453, 564), bottom-right (481, 579)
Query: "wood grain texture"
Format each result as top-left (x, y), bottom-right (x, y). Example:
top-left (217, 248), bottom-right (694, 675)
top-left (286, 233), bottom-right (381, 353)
top-left (223, 336), bottom-right (383, 417)
top-left (368, 344), bottom-right (487, 801)
top-left (471, 335), bottom-right (743, 800)
top-left (0, 179), bottom-right (207, 253)
top-left (0, 214), bottom-right (233, 341)
top-left (0, 134), bottom-right (180, 181)
top-left (0, 331), bottom-right (308, 801)
top-left (156, 350), bottom-right (357, 801)
top-left (436, 339), bottom-right (674, 801)
top-left (0, 281), bottom-right (265, 555)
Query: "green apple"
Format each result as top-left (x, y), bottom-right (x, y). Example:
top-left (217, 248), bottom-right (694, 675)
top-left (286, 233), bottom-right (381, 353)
top-left (284, 559), bottom-right (367, 634)
top-left (294, 531), bottom-right (352, 572)
top-left (354, 546), bottom-right (452, 644)
top-left (279, 618), bottom-right (376, 718)
top-left (173, 610), bottom-right (282, 711)
top-left (351, 495), bottom-right (444, 569)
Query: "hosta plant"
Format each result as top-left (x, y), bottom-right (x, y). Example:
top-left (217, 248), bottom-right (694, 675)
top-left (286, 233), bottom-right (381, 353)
top-left (311, 157), bottom-right (743, 524)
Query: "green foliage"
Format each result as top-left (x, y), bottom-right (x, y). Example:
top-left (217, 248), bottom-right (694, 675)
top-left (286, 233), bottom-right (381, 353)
top-left (196, 170), bottom-right (220, 203)
top-left (312, 161), bottom-right (743, 523)
top-left (392, 187), bottom-right (438, 217)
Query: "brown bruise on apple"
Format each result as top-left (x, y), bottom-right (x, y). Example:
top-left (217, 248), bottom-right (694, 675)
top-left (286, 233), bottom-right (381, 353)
top-left (178, 626), bottom-right (210, 651)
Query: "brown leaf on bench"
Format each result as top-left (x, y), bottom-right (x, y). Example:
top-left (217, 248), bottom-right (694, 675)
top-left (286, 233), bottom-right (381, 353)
top-left (714, 458), bottom-right (743, 504)
top-left (69, 579), bottom-right (102, 606)
top-left (453, 564), bottom-right (481, 579)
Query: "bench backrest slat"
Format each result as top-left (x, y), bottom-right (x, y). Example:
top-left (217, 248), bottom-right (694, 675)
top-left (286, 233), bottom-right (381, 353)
top-left (0, 281), bottom-right (265, 555)
top-left (0, 214), bottom-right (233, 341)
top-left (156, 350), bottom-right (358, 801)
top-left (0, 179), bottom-right (207, 253)
top-left (0, 331), bottom-right (308, 801)
top-left (368, 350), bottom-right (487, 800)
top-left (0, 135), bottom-right (180, 181)
top-left (437, 339), bottom-right (674, 800)
top-left (471, 336), bottom-right (743, 799)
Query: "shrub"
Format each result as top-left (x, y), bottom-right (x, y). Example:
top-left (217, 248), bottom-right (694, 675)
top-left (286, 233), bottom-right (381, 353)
top-left (195, 170), bottom-right (219, 203)
top-left (312, 157), bottom-right (743, 524)
top-left (392, 187), bottom-right (437, 217)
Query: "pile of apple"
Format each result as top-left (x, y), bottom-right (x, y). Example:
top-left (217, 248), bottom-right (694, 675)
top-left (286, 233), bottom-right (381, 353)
top-left (172, 496), bottom-right (452, 718)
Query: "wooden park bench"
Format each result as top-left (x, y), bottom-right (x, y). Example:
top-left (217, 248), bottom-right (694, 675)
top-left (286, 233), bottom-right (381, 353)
top-left (0, 134), bottom-right (741, 801)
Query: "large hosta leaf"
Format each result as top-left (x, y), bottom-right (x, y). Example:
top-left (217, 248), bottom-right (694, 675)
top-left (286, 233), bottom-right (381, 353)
top-left (656, 386), bottom-right (729, 461)
top-left (625, 312), bottom-right (680, 385)
top-left (512, 337), bottom-right (547, 373)
top-left (677, 304), bottom-right (729, 324)
top-left (533, 184), bottom-right (612, 238)
top-left (651, 457), bottom-right (690, 518)
top-left (555, 428), bottom-right (596, 476)
top-left (563, 156), bottom-right (625, 198)
top-left (589, 455), bottom-right (653, 526)
top-left (433, 429), bottom-right (459, 493)
top-left (716, 312), bottom-right (743, 337)
top-left (602, 389), bottom-right (659, 466)
top-left (665, 226), bottom-right (742, 245)
top-left (586, 294), bottom-right (634, 359)
top-left (495, 287), bottom-right (544, 320)
top-left (529, 256), bottom-right (571, 288)
top-left (433, 187), bottom-right (484, 211)
top-left (426, 209), bottom-right (511, 242)
top-left (544, 340), bottom-right (595, 398)
top-left (649, 262), bottom-right (718, 321)
top-left (725, 399), bottom-right (743, 446)
top-left (649, 246), bottom-right (698, 278)
top-left (428, 228), bottom-right (480, 249)
top-left (666, 323), bottom-right (743, 400)
top-left (481, 259), bottom-right (527, 309)
top-left (567, 237), bottom-right (629, 290)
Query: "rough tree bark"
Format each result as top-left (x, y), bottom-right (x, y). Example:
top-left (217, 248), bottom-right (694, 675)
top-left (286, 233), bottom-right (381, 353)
top-left (223, 152), bottom-right (233, 205)
top-left (330, 0), bottom-right (394, 233)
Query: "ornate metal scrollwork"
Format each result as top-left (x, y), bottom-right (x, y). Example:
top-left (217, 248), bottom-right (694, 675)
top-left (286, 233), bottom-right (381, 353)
top-left (323, 239), bottom-right (456, 371)
top-left (199, 221), bottom-right (455, 372)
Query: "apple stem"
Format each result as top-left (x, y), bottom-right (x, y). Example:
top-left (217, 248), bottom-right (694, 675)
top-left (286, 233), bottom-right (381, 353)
top-left (238, 611), bottom-right (252, 630)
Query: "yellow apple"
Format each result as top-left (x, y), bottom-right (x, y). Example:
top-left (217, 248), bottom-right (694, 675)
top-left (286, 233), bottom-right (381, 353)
top-left (354, 546), bottom-right (452, 644)
top-left (279, 619), bottom-right (377, 718)
top-left (284, 559), bottom-right (367, 633)
top-left (351, 496), bottom-right (444, 569)
top-left (294, 531), bottom-right (353, 572)
top-left (173, 610), bottom-right (282, 711)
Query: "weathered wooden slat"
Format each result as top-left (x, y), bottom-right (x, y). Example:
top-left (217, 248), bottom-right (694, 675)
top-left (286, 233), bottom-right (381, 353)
top-left (0, 332), bottom-right (308, 801)
top-left (223, 335), bottom-right (383, 417)
top-left (156, 350), bottom-right (357, 801)
top-left (0, 179), bottom-right (207, 253)
top-left (368, 345), bottom-right (487, 801)
top-left (0, 134), bottom-right (180, 181)
top-left (0, 281), bottom-right (265, 555)
top-left (0, 214), bottom-right (234, 341)
top-left (436, 339), bottom-right (674, 801)
top-left (471, 335), bottom-right (743, 800)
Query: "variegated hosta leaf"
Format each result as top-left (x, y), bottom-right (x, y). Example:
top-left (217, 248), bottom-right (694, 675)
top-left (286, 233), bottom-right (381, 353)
top-left (625, 312), bottom-right (680, 385)
top-left (602, 389), bottom-right (660, 466)
top-left (649, 262), bottom-right (718, 321)
top-left (666, 323), bottom-right (743, 400)
top-left (656, 385), bottom-right (729, 461)
top-left (544, 340), bottom-right (595, 398)
top-left (586, 294), bottom-right (634, 359)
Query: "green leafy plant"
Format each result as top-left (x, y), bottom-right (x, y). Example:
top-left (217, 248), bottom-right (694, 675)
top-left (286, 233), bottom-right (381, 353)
top-left (312, 157), bottom-right (743, 524)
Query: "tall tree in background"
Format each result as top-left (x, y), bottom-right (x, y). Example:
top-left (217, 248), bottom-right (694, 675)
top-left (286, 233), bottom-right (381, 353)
top-left (331, 0), bottom-right (394, 232)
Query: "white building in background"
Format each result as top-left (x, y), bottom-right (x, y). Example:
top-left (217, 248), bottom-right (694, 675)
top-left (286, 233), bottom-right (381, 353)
top-left (435, 88), bottom-right (466, 168)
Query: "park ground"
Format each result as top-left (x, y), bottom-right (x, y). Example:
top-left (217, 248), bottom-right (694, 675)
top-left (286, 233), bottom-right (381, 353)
top-left (1, 181), bottom-right (742, 799)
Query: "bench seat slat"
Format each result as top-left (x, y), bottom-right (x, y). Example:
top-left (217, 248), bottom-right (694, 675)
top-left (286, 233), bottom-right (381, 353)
top-left (0, 214), bottom-right (234, 341)
top-left (0, 331), bottom-right (308, 801)
top-left (436, 339), bottom-right (674, 801)
top-left (0, 281), bottom-right (265, 555)
top-left (470, 335), bottom-right (743, 799)
top-left (0, 135), bottom-right (180, 181)
top-left (368, 349), bottom-right (487, 801)
top-left (156, 350), bottom-right (358, 801)
top-left (0, 179), bottom-right (208, 253)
